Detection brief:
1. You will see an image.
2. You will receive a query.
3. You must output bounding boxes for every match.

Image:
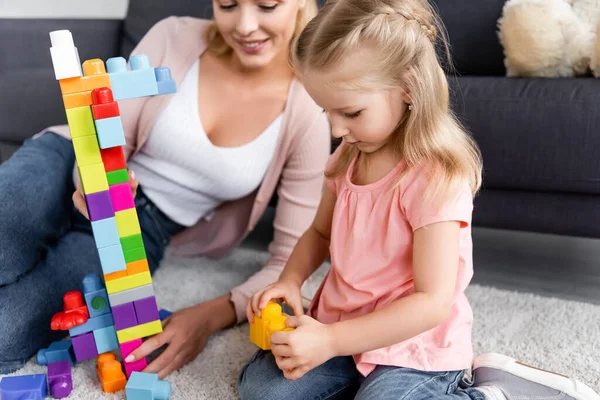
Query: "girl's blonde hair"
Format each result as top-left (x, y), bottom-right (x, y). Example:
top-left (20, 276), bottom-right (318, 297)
top-left (206, 1), bottom-right (320, 56)
top-left (291, 0), bottom-right (483, 206)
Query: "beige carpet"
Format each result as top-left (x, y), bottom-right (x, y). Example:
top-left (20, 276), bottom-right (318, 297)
top-left (1, 246), bottom-right (599, 399)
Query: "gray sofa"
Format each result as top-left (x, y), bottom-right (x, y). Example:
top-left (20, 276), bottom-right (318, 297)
top-left (2, 0), bottom-right (600, 238)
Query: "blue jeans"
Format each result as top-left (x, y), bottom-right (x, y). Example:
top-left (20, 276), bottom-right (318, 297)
top-left (0, 132), bottom-right (184, 373)
top-left (239, 350), bottom-right (485, 400)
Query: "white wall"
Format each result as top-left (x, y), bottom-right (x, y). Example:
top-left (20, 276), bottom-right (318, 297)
top-left (0, 0), bottom-right (129, 19)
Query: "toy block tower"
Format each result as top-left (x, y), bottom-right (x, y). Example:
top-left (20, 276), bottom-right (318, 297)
top-left (48, 29), bottom-right (175, 377)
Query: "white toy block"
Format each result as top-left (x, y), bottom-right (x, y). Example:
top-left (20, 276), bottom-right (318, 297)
top-left (49, 30), bottom-right (83, 80)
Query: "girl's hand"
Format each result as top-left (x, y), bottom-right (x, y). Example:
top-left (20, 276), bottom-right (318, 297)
top-left (247, 278), bottom-right (304, 323)
top-left (270, 315), bottom-right (336, 380)
top-left (73, 170), bottom-right (138, 219)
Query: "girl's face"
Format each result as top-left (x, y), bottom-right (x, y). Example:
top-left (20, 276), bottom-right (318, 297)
top-left (302, 55), bottom-right (411, 154)
top-left (213, 0), bottom-right (305, 70)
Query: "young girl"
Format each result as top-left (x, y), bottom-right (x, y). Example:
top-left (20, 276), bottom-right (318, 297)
top-left (239, 0), bottom-right (600, 399)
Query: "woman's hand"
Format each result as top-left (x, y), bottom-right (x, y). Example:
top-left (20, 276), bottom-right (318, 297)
top-left (270, 315), bottom-right (336, 380)
top-left (247, 278), bottom-right (304, 323)
top-left (73, 170), bottom-right (138, 219)
top-left (124, 295), bottom-right (236, 379)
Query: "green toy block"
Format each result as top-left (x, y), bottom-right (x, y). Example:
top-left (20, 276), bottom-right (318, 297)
top-left (120, 234), bottom-right (144, 251)
top-left (124, 246), bottom-right (146, 263)
top-left (106, 169), bottom-right (129, 185)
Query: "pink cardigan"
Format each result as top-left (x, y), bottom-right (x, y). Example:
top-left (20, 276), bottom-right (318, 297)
top-left (44, 17), bottom-right (331, 323)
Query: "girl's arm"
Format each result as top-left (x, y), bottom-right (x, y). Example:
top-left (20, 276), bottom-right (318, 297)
top-left (327, 220), bottom-right (462, 357)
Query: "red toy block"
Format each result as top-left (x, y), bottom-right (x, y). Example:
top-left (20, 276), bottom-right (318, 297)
top-left (91, 87), bottom-right (120, 120)
top-left (51, 290), bottom-right (89, 330)
top-left (100, 146), bottom-right (127, 172)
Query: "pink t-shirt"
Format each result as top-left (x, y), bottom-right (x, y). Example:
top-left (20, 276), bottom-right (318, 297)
top-left (308, 146), bottom-right (475, 376)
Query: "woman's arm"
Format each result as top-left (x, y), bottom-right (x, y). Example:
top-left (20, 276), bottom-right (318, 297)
top-left (327, 220), bottom-right (462, 357)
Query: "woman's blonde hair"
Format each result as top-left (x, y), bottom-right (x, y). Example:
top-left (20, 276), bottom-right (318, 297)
top-left (206, 1), bottom-right (320, 56)
top-left (291, 0), bottom-right (483, 207)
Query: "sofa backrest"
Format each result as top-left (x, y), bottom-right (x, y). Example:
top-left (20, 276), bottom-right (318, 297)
top-left (432, 0), bottom-right (507, 76)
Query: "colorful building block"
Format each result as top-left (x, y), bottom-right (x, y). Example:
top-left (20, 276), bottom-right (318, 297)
top-left (110, 182), bottom-right (135, 212)
top-left (63, 90), bottom-right (92, 109)
top-left (51, 290), bottom-right (89, 331)
top-left (71, 331), bottom-right (98, 362)
top-left (47, 360), bottom-right (72, 399)
top-left (106, 55), bottom-right (158, 101)
top-left (69, 312), bottom-right (114, 337)
top-left (158, 309), bottom-right (173, 321)
top-left (95, 116), bottom-right (126, 149)
top-left (134, 296), bottom-right (159, 325)
top-left (124, 246), bottom-right (147, 264)
top-left (107, 169), bottom-right (129, 185)
top-left (59, 58), bottom-right (111, 95)
top-left (108, 283), bottom-right (155, 307)
top-left (91, 87), bottom-right (120, 120)
top-left (121, 234), bottom-right (144, 251)
top-left (250, 302), bottom-right (294, 350)
top-left (91, 217), bottom-right (121, 249)
top-left (105, 270), bottom-right (152, 294)
top-left (116, 320), bottom-right (162, 342)
top-left (115, 208), bottom-right (141, 238)
top-left (97, 243), bottom-right (127, 275)
top-left (112, 302), bottom-right (138, 331)
top-left (36, 340), bottom-right (75, 366)
top-left (0, 374), bottom-right (47, 400)
top-left (65, 106), bottom-right (96, 139)
top-left (120, 339), bottom-right (147, 378)
top-left (126, 372), bottom-right (171, 400)
top-left (72, 134), bottom-right (101, 167)
top-left (82, 273), bottom-right (111, 318)
top-left (85, 190), bottom-right (115, 221)
top-left (101, 146), bottom-right (127, 172)
top-left (49, 30), bottom-right (82, 80)
top-left (154, 67), bottom-right (176, 95)
top-left (97, 352), bottom-right (126, 393)
top-left (93, 325), bottom-right (119, 354)
top-left (79, 163), bottom-right (109, 194)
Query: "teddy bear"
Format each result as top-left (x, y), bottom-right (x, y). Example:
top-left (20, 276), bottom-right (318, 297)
top-left (498, 0), bottom-right (600, 77)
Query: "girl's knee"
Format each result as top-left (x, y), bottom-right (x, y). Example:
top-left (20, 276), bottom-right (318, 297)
top-left (238, 351), bottom-right (295, 400)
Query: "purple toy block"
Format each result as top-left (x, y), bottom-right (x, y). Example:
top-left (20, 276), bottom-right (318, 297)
top-left (48, 360), bottom-right (73, 399)
top-left (0, 374), bottom-right (47, 400)
top-left (71, 331), bottom-right (98, 362)
top-left (85, 190), bottom-right (115, 221)
top-left (109, 182), bottom-right (135, 212)
top-left (134, 296), bottom-right (160, 325)
top-left (112, 302), bottom-right (138, 331)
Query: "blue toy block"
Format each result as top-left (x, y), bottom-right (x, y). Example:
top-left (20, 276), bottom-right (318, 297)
top-left (94, 116), bottom-right (126, 149)
top-left (0, 374), bottom-right (47, 400)
top-left (91, 217), bottom-right (120, 249)
top-left (98, 243), bottom-right (127, 275)
top-left (107, 55), bottom-right (158, 101)
top-left (82, 273), bottom-right (111, 318)
top-left (154, 67), bottom-right (176, 95)
top-left (69, 312), bottom-right (114, 337)
top-left (158, 309), bottom-right (172, 321)
top-left (126, 372), bottom-right (171, 400)
top-left (37, 339), bottom-right (76, 366)
top-left (93, 325), bottom-right (119, 354)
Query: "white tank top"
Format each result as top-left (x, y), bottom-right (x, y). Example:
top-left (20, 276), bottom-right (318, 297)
top-left (128, 59), bottom-right (282, 227)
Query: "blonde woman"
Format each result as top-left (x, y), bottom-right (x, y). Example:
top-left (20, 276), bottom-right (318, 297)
top-left (240, 1), bottom-right (600, 399)
top-left (0, 0), bottom-right (329, 378)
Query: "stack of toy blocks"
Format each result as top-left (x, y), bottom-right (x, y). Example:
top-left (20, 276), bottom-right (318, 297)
top-left (48, 29), bottom-right (175, 378)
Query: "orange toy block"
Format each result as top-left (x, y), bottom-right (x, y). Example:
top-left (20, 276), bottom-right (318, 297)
top-left (96, 352), bottom-right (126, 393)
top-left (62, 90), bottom-right (92, 109)
top-left (104, 259), bottom-right (149, 282)
top-left (249, 302), bottom-right (294, 350)
top-left (59, 59), bottom-right (111, 95)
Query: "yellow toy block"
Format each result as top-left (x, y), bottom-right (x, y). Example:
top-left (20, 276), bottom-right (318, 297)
top-left (115, 209), bottom-right (141, 238)
top-left (116, 320), bottom-right (162, 342)
top-left (250, 302), bottom-right (294, 350)
top-left (79, 163), bottom-right (109, 194)
top-left (72, 135), bottom-right (101, 167)
top-left (105, 271), bottom-right (151, 294)
top-left (65, 106), bottom-right (96, 139)
top-left (59, 59), bottom-right (111, 95)
top-left (63, 90), bottom-right (92, 109)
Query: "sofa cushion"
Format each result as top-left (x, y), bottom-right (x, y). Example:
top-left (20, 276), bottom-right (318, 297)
top-left (450, 76), bottom-right (600, 195)
top-left (431, 0), bottom-right (507, 76)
